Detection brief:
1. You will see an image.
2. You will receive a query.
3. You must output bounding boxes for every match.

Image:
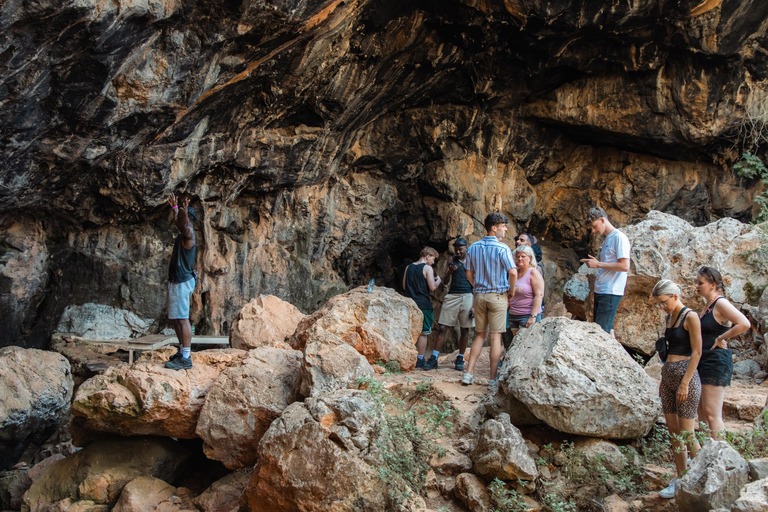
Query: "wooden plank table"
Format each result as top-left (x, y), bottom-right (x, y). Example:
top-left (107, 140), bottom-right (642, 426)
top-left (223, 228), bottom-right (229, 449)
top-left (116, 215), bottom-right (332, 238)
top-left (66, 334), bottom-right (230, 363)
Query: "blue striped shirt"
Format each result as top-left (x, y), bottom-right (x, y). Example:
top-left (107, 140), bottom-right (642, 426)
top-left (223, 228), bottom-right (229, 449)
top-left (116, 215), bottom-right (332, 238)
top-left (465, 236), bottom-right (516, 294)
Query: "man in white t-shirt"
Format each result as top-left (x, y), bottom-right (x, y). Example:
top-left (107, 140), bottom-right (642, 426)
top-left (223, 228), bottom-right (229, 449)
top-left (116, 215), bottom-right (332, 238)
top-left (580, 207), bottom-right (631, 335)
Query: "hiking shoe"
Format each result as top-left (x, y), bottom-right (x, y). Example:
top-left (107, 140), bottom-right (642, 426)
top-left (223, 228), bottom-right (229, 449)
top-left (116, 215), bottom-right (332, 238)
top-left (454, 358), bottom-right (464, 371)
top-left (424, 355), bottom-right (438, 370)
top-left (658, 479), bottom-right (677, 499)
top-left (165, 357), bottom-right (193, 370)
top-left (461, 373), bottom-right (474, 385)
top-left (415, 358), bottom-right (426, 369)
top-left (488, 379), bottom-right (498, 391)
top-left (169, 352), bottom-right (183, 362)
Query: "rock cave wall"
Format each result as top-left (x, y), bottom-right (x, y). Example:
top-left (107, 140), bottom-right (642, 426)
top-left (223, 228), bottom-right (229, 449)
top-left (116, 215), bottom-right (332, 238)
top-left (1, 0), bottom-right (767, 348)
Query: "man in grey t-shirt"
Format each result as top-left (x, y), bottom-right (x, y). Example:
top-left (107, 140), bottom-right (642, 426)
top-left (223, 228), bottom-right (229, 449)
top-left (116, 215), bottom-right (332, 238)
top-left (580, 207), bottom-right (631, 335)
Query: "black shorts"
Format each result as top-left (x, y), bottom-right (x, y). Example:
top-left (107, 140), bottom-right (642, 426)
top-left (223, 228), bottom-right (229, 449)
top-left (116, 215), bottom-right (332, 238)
top-left (593, 293), bottom-right (622, 333)
top-left (697, 348), bottom-right (733, 387)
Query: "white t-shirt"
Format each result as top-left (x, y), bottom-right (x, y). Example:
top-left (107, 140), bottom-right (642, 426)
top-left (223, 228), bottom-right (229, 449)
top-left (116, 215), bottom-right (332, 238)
top-left (595, 229), bottom-right (631, 295)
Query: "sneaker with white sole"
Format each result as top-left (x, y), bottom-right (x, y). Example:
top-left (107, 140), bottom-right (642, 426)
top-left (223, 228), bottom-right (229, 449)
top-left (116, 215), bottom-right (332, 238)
top-left (461, 373), bottom-right (474, 385)
top-left (658, 479), bottom-right (677, 499)
top-left (454, 358), bottom-right (464, 371)
top-left (488, 379), bottom-right (498, 391)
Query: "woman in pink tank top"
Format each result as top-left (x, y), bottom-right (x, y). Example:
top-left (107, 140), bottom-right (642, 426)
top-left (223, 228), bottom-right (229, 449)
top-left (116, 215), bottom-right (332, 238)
top-left (507, 245), bottom-right (544, 336)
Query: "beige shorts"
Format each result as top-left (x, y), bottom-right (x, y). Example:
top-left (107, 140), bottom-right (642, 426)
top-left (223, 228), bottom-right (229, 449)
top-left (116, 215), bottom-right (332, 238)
top-left (473, 293), bottom-right (508, 334)
top-left (438, 293), bottom-right (475, 328)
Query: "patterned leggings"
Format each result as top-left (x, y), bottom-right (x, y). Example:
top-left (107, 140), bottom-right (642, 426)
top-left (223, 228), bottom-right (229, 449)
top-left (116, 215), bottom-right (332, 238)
top-left (660, 360), bottom-right (701, 419)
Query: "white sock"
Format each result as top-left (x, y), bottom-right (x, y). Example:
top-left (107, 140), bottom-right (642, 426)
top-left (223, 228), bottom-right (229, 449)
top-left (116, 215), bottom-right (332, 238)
top-left (181, 347), bottom-right (191, 359)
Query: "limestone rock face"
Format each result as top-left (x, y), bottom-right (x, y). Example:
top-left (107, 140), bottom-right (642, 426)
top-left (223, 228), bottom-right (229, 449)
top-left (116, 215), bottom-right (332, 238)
top-left (564, 211), bottom-right (768, 355)
top-left (0, 347), bottom-right (74, 470)
top-left (242, 390), bottom-right (389, 512)
top-left (2, 0), bottom-right (767, 353)
top-left (676, 440), bottom-right (749, 512)
top-left (471, 413), bottom-right (538, 482)
top-left (229, 295), bottom-right (306, 350)
top-left (454, 473), bottom-right (490, 512)
top-left (71, 349), bottom-right (247, 439)
top-left (195, 347), bottom-right (303, 469)
top-left (500, 317), bottom-right (660, 438)
top-left (292, 286), bottom-right (419, 396)
top-left (57, 304), bottom-right (152, 340)
top-left (22, 437), bottom-right (189, 511)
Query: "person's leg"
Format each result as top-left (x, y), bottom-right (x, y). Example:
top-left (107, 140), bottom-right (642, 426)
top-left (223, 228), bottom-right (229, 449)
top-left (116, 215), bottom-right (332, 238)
top-left (457, 328), bottom-right (469, 355)
top-left (678, 416), bottom-right (701, 462)
top-left (593, 294), bottom-right (620, 334)
top-left (664, 413), bottom-right (688, 477)
top-left (488, 332), bottom-right (502, 381)
top-left (699, 384), bottom-right (727, 438)
top-left (464, 295), bottom-right (488, 380)
top-left (416, 334), bottom-right (428, 357)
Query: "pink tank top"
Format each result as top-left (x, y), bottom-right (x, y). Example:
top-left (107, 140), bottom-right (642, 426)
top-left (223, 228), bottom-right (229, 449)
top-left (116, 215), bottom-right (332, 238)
top-left (509, 268), bottom-right (540, 316)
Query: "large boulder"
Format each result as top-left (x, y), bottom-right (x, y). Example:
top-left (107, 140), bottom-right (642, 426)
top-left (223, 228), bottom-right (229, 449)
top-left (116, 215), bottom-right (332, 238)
top-left (71, 349), bottom-right (247, 439)
top-left (300, 331), bottom-right (375, 397)
top-left (111, 476), bottom-right (176, 512)
top-left (291, 286), bottom-right (421, 368)
top-left (676, 440), bottom-right (749, 512)
top-left (22, 437), bottom-right (189, 511)
top-left (229, 295), bottom-right (306, 350)
top-left (0, 347), bottom-right (74, 470)
top-left (471, 413), bottom-right (538, 482)
top-left (194, 472), bottom-right (250, 512)
top-left (57, 303), bottom-right (152, 340)
top-left (563, 211), bottom-right (767, 355)
top-left (195, 347), bottom-right (303, 469)
top-left (500, 317), bottom-right (660, 439)
top-left (731, 478), bottom-right (768, 512)
top-left (242, 389), bottom-right (419, 512)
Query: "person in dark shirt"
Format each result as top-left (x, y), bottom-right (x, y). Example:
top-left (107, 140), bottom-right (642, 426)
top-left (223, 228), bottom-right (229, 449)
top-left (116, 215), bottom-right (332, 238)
top-left (432, 238), bottom-right (474, 371)
top-left (403, 247), bottom-right (441, 370)
top-left (165, 193), bottom-right (198, 370)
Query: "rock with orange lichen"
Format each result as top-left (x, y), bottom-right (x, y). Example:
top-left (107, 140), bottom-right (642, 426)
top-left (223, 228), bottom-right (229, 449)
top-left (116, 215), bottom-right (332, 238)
top-left (195, 347), bottom-right (303, 469)
top-left (292, 285), bottom-right (420, 371)
top-left (229, 295), bottom-right (306, 351)
top-left (242, 389), bottom-right (423, 512)
top-left (71, 349), bottom-right (247, 439)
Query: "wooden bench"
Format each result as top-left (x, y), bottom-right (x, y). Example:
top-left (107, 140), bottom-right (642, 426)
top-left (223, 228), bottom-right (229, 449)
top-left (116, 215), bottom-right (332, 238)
top-left (64, 334), bottom-right (230, 363)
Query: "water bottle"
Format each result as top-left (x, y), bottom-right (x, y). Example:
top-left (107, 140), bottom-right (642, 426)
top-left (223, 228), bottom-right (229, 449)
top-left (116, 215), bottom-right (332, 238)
top-left (367, 279), bottom-right (375, 292)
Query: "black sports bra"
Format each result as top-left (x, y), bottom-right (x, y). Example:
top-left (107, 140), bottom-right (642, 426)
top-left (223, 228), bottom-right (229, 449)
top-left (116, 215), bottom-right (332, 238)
top-left (665, 307), bottom-right (693, 357)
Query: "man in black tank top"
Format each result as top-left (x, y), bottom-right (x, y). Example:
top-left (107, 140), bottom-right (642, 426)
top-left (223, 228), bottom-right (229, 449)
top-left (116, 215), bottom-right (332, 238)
top-left (165, 193), bottom-right (198, 370)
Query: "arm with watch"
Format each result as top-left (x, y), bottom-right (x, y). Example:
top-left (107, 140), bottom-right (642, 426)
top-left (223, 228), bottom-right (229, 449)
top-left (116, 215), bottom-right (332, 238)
top-left (525, 267), bottom-right (545, 328)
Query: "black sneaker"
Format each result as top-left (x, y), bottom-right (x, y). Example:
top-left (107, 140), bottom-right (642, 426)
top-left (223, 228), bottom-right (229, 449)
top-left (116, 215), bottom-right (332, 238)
top-left (165, 357), bottom-right (193, 370)
top-left (424, 355), bottom-right (438, 370)
top-left (454, 358), bottom-right (464, 371)
top-left (415, 358), bottom-right (426, 369)
top-left (169, 352), bottom-right (183, 362)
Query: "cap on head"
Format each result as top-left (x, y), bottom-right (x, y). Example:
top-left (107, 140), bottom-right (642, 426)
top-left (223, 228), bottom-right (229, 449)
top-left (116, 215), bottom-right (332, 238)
top-left (187, 207), bottom-right (198, 222)
top-left (453, 237), bottom-right (468, 247)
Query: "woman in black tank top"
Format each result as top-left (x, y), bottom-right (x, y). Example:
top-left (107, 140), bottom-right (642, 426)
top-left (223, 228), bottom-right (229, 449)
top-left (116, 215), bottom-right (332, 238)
top-left (652, 279), bottom-right (702, 498)
top-left (694, 267), bottom-right (751, 438)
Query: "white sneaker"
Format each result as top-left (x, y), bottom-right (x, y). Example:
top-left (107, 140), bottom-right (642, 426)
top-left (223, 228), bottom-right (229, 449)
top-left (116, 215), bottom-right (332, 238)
top-left (659, 479), bottom-right (677, 499)
top-left (461, 373), bottom-right (474, 385)
top-left (488, 379), bottom-right (498, 391)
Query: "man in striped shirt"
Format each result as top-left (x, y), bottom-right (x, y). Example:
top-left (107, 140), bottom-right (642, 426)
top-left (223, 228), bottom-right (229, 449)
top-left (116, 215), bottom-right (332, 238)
top-left (462, 213), bottom-right (517, 388)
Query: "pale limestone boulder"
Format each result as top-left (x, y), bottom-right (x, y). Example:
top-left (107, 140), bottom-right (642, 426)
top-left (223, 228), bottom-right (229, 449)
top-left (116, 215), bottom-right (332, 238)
top-left (749, 458), bottom-right (768, 481)
top-left (563, 211), bottom-right (767, 355)
top-left (500, 317), bottom-right (660, 439)
top-left (573, 437), bottom-right (627, 473)
top-left (755, 286), bottom-right (768, 335)
top-left (22, 437), bottom-right (188, 512)
top-left (676, 440), bottom-right (749, 512)
top-left (471, 413), bottom-right (538, 482)
top-left (57, 303), bottom-right (151, 340)
top-left (731, 478), bottom-right (768, 512)
top-left (229, 295), bottom-right (306, 350)
top-left (72, 349), bottom-right (247, 439)
top-left (194, 472), bottom-right (250, 512)
top-left (454, 473), bottom-right (490, 512)
top-left (291, 286), bottom-right (421, 370)
top-left (0, 347), bottom-right (74, 470)
top-left (195, 347), bottom-right (303, 469)
top-left (300, 330), bottom-right (375, 397)
top-left (112, 476), bottom-right (175, 512)
top-left (242, 390), bottom-right (400, 512)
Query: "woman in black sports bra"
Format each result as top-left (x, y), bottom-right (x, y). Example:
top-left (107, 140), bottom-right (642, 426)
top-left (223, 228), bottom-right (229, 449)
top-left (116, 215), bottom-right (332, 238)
top-left (695, 267), bottom-right (751, 438)
top-left (652, 279), bottom-right (702, 499)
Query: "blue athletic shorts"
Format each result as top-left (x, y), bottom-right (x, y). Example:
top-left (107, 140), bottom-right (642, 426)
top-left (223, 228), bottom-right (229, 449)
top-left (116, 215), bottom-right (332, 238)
top-left (167, 278), bottom-right (195, 319)
top-left (593, 293), bottom-right (622, 333)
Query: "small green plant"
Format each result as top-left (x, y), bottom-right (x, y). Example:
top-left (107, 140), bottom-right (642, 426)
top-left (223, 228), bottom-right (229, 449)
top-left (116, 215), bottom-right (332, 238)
top-left (419, 398), bottom-right (458, 433)
top-left (744, 282), bottom-right (767, 305)
top-left (541, 493), bottom-right (577, 512)
top-left (637, 424), bottom-right (673, 465)
top-left (632, 353), bottom-right (645, 366)
top-left (723, 417), bottom-right (768, 459)
top-left (414, 379), bottom-right (433, 394)
top-left (377, 359), bottom-right (403, 374)
top-left (488, 478), bottom-right (528, 512)
top-left (735, 152), bottom-right (768, 222)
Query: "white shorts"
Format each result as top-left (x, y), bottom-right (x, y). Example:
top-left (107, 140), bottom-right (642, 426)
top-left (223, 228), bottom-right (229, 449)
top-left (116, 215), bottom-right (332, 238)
top-left (167, 279), bottom-right (195, 319)
top-left (438, 293), bottom-right (475, 328)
